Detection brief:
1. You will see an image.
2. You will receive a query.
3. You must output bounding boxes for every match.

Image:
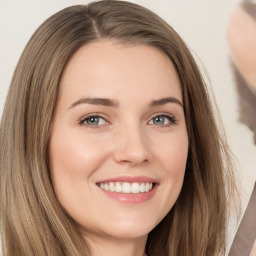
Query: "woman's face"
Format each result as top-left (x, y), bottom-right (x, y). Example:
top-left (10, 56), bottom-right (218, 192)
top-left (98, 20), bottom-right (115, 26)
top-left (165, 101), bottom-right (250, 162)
top-left (49, 40), bottom-right (188, 243)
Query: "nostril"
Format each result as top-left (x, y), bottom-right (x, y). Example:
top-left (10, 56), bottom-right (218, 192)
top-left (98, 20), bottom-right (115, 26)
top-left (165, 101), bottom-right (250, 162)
top-left (118, 158), bottom-right (149, 166)
top-left (113, 128), bottom-right (150, 163)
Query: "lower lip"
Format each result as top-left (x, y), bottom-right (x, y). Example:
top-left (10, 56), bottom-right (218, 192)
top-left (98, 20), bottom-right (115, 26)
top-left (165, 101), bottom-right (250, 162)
top-left (98, 184), bottom-right (158, 204)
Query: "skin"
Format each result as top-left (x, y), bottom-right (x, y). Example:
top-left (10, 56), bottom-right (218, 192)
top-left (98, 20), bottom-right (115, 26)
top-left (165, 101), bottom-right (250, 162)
top-left (249, 239), bottom-right (256, 256)
top-left (49, 40), bottom-right (188, 256)
top-left (227, 5), bottom-right (256, 92)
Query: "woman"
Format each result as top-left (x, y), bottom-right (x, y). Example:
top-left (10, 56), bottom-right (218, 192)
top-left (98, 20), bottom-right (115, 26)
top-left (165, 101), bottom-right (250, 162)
top-left (0, 1), bottom-right (235, 255)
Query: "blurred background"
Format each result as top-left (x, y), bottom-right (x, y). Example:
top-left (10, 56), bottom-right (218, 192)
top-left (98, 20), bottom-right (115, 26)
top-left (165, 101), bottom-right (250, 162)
top-left (0, 0), bottom-right (255, 253)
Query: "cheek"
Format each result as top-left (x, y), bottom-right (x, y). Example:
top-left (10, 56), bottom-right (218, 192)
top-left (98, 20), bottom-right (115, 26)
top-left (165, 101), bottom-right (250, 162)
top-left (48, 130), bottom-right (112, 213)
top-left (49, 131), bottom-right (109, 180)
top-left (48, 130), bottom-right (111, 221)
top-left (153, 132), bottom-right (188, 209)
top-left (155, 131), bottom-right (188, 175)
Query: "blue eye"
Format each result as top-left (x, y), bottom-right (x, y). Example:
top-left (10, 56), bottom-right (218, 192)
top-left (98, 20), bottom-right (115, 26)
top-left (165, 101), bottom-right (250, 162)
top-left (149, 114), bottom-right (176, 126)
top-left (80, 116), bottom-right (108, 126)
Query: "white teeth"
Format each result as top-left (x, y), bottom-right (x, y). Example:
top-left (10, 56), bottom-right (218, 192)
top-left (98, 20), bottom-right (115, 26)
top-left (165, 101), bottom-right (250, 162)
top-left (109, 182), bottom-right (115, 192)
top-left (115, 182), bottom-right (122, 192)
top-left (105, 184), bottom-right (110, 191)
top-left (131, 183), bottom-right (140, 194)
top-left (123, 182), bottom-right (131, 193)
top-left (98, 182), bottom-right (154, 194)
top-left (140, 183), bottom-right (145, 192)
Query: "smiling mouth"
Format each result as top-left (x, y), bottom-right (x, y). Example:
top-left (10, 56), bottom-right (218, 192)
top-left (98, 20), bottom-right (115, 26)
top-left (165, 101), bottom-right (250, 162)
top-left (96, 182), bottom-right (155, 194)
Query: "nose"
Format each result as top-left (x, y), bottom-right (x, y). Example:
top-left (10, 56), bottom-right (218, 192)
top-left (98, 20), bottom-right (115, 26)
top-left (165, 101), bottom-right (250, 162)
top-left (113, 124), bottom-right (151, 166)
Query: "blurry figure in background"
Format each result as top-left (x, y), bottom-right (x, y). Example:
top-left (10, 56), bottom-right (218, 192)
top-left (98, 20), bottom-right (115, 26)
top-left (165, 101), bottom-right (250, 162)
top-left (227, 0), bottom-right (256, 255)
top-left (227, 0), bottom-right (256, 142)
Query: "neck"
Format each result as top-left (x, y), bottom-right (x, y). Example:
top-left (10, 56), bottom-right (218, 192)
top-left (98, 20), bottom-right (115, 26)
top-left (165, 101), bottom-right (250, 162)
top-left (84, 234), bottom-right (147, 256)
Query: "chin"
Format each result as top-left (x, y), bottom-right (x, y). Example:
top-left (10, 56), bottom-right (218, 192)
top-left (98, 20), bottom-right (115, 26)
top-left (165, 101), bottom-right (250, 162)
top-left (105, 227), bottom-right (150, 240)
top-left (102, 217), bottom-right (160, 240)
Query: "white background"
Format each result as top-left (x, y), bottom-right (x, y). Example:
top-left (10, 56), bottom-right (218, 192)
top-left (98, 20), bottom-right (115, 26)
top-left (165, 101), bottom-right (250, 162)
top-left (0, 0), bottom-right (255, 253)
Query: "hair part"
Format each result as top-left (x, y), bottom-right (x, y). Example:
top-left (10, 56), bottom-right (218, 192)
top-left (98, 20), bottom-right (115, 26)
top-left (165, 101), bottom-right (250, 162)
top-left (0, 1), bottom-right (236, 255)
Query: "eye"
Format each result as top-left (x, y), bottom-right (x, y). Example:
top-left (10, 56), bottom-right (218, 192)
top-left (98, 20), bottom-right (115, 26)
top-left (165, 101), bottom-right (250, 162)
top-left (79, 115), bottom-right (108, 127)
top-left (149, 114), bottom-right (177, 126)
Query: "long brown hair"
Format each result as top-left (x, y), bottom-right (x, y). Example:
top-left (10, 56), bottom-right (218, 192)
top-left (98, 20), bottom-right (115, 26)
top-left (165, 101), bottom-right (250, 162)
top-left (0, 1), bottom-right (235, 255)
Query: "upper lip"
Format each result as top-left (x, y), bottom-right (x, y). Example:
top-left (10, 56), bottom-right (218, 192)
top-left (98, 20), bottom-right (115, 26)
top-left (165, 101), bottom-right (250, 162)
top-left (96, 175), bottom-right (158, 184)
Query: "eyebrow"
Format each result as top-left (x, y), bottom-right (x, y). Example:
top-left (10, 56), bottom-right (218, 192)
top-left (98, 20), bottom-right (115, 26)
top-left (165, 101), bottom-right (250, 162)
top-left (69, 98), bottom-right (119, 109)
top-left (68, 96), bottom-right (183, 110)
top-left (150, 97), bottom-right (183, 108)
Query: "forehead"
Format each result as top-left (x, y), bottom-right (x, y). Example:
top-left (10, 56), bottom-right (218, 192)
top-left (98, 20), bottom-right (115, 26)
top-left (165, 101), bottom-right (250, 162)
top-left (59, 40), bottom-right (182, 104)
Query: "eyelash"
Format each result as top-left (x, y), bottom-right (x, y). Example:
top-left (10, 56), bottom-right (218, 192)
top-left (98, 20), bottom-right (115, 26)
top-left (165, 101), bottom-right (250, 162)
top-left (78, 113), bottom-right (177, 128)
top-left (78, 114), bottom-right (109, 128)
top-left (149, 113), bottom-right (177, 127)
